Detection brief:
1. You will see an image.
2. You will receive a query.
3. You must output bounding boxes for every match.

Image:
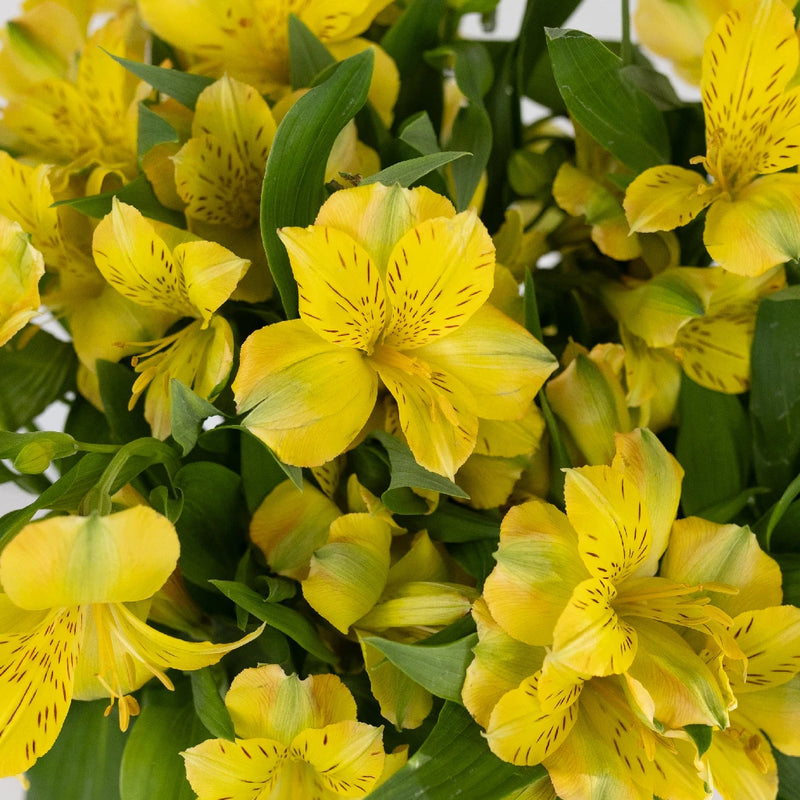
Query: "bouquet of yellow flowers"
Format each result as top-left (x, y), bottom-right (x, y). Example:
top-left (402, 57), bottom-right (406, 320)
top-left (2, 0), bottom-right (800, 798)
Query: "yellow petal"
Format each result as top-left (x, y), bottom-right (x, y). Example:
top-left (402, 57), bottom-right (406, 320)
top-left (413, 304), bottom-right (557, 420)
top-left (302, 513), bottom-right (392, 633)
top-left (551, 578), bottom-right (637, 677)
top-left (483, 500), bottom-right (588, 647)
top-left (224, 665), bottom-right (357, 742)
top-left (371, 348), bottom-right (478, 480)
top-left (300, 0), bottom-right (393, 43)
top-left (385, 530), bottom-right (449, 588)
top-left (314, 183), bottom-right (456, 277)
top-left (0, 606), bottom-right (83, 776)
top-left (486, 673), bottom-right (580, 765)
top-left (381, 211), bottom-right (495, 350)
top-left (359, 634), bottom-right (433, 729)
top-left (0, 508), bottom-right (179, 609)
top-left (462, 597), bottom-right (545, 728)
top-left (473, 404), bottom-right (545, 458)
top-left (234, 319), bottom-right (379, 467)
top-left (292, 719), bottom-right (385, 796)
top-left (249, 480), bottom-right (341, 580)
top-left (278, 225), bottom-right (386, 352)
top-left (0, 216), bottom-right (44, 346)
top-left (455, 454), bottom-right (525, 510)
top-left (703, 174), bottom-right (800, 276)
top-left (736, 675), bottom-right (800, 756)
top-left (565, 465), bottom-right (652, 582)
top-left (624, 165), bottom-right (717, 233)
top-left (706, 726), bottom-right (778, 800)
top-left (660, 517), bottom-right (782, 618)
top-left (183, 736), bottom-right (285, 800)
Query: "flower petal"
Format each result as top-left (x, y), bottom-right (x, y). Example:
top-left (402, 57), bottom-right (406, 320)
top-left (381, 211), bottom-right (495, 350)
top-left (624, 165), bottom-right (716, 233)
top-left (705, 726), bottom-right (777, 800)
top-left (278, 225), bottom-right (385, 352)
top-left (0, 216), bottom-right (44, 346)
top-left (234, 319), bottom-right (378, 467)
top-left (413, 304), bottom-right (557, 420)
top-left (0, 606), bottom-right (83, 776)
top-left (0, 508), bottom-right (179, 609)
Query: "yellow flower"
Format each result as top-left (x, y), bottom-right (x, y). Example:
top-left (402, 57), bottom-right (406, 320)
top-left (0, 508), bottom-right (262, 777)
top-left (625, 0), bottom-right (800, 276)
top-left (91, 198), bottom-right (249, 437)
top-left (0, 216), bottom-right (45, 346)
top-left (182, 664), bottom-right (403, 799)
top-left (234, 182), bottom-right (556, 479)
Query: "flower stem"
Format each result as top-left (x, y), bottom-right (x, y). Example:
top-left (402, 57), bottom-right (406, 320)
top-left (621, 0), bottom-right (632, 66)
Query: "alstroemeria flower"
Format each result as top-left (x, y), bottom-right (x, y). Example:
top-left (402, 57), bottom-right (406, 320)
top-left (234, 182), bottom-right (556, 479)
top-left (183, 664), bottom-right (404, 799)
top-left (0, 508), bottom-right (262, 777)
top-left (0, 215), bottom-right (45, 346)
top-left (92, 198), bottom-right (249, 437)
top-left (625, 0), bottom-right (800, 276)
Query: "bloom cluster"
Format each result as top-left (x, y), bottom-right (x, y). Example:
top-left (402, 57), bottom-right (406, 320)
top-left (0, 0), bottom-right (799, 798)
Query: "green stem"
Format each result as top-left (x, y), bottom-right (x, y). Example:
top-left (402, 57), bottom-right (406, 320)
top-left (75, 441), bottom-right (122, 454)
top-left (621, 0), bottom-right (632, 66)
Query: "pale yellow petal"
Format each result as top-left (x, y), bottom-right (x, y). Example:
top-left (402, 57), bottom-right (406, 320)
top-left (0, 216), bottom-right (44, 346)
top-left (737, 675), bottom-right (800, 756)
top-left (706, 727), bottom-right (777, 800)
top-left (0, 508), bottom-right (179, 609)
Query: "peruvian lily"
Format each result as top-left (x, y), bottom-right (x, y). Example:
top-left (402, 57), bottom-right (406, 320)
top-left (183, 664), bottom-right (405, 799)
top-left (625, 0), bottom-right (800, 276)
top-left (92, 198), bottom-right (249, 438)
top-left (0, 215), bottom-right (44, 346)
top-left (234, 182), bottom-right (556, 479)
top-left (0, 507), bottom-right (262, 777)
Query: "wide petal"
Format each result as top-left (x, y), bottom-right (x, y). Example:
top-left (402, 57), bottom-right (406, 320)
top-left (565, 465), bottom-right (652, 582)
top-left (302, 514), bottom-right (392, 633)
top-left (278, 225), bottom-right (386, 352)
top-left (381, 211), bottom-right (495, 350)
top-left (413, 304), bottom-right (557, 420)
top-left (0, 508), bottom-right (179, 609)
top-left (234, 319), bottom-right (378, 467)
top-left (736, 675), bottom-right (800, 756)
top-left (483, 500), bottom-right (588, 647)
top-left (624, 165), bottom-right (716, 233)
top-left (660, 517), bottom-right (782, 618)
top-left (292, 719), bottom-right (385, 796)
top-left (705, 727), bottom-right (777, 800)
top-left (0, 606), bottom-right (84, 776)
top-left (0, 216), bottom-right (45, 346)
top-left (703, 175), bottom-right (800, 276)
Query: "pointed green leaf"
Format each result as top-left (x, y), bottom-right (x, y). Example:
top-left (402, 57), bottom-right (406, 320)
top-left (189, 668), bottom-right (236, 742)
top-left (110, 53), bottom-right (214, 109)
top-left (288, 13), bottom-right (335, 89)
top-left (138, 101), bottom-right (179, 160)
top-left (169, 379), bottom-right (221, 456)
top-left (361, 151), bottom-right (470, 188)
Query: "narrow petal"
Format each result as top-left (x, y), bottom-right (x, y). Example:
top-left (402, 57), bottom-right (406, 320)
top-left (413, 304), bottom-right (557, 420)
top-left (292, 720), bottom-right (385, 796)
top-left (302, 514), bottom-right (392, 633)
top-left (483, 500), bottom-right (588, 647)
top-left (234, 320), bottom-right (378, 467)
top-left (565, 465), bottom-right (652, 582)
top-left (183, 736), bottom-right (285, 800)
top-left (278, 225), bottom-right (385, 352)
top-left (0, 508), bottom-right (179, 609)
top-left (371, 348), bottom-right (478, 480)
top-left (703, 175), bottom-right (800, 276)
top-left (0, 607), bottom-right (83, 776)
top-left (624, 165), bottom-right (716, 233)
top-left (381, 211), bottom-right (495, 350)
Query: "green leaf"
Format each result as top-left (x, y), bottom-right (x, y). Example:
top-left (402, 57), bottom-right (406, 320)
top-left (751, 286), bottom-right (800, 495)
top-left (362, 634), bottom-right (477, 703)
top-left (776, 553), bottom-right (800, 607)
top-left (368, 702), bottom-right (544, 800)
top-left (694, 486), bottom-right (768, 527)
top-left (110, 53), bottom-right (214, 109)
top-left (120, 686), bottom-right (209, 800)
top-left (683, 724), bottom-right (712, 758)
top-left (381, 0), bottom-right (446, 77)
top-left (173, 462), bottom-right (245, 586)
top-left (676, 375), bottom-right (751, 517)
top-left (449, 538), bottom-right (498, 588)
top-left (0, 431), bottom-right (77, 474)
top-left (398, 112), bottom-right (441, 155)
top-left (288, 13), bottom-right (335, 89)
top-left (230, 426), bottom-right (303, 493)
top-left (546, 28), bottom-right (670, 172)
top-left (189, 667), bottom-right (236, 742)
top-left (239, 428), bottom-right (299, 513)
top-left (96, 359), bottom-right (151, 443)
top-left (138, 101), bottom-right (179, 160)
top-left (0, 328), bottom-right (76, 431)
top-left (53, 174), bottom-right (185, 227)
top-left (402, 500), bottom-right (500, 543)
top-left (211, 580), bottom-right (337, 665)
top-left (619, 64), bottom-right (682, 111)
top-left (775, 744), bottom-right (800, 800)
top-left (169, 379), bottom-right (221, 456)
top-left (361, 151), bottom-right (470, 188)
top-left (260, 48), bottom-right (374, 318)
top-left (369, 431), bottom-right (469, 505)
top-left (27, 699), bottom-right (128, 800)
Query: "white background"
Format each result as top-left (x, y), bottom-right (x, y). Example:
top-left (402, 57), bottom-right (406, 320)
top-left (0, 1), bottom-right (641, 798)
